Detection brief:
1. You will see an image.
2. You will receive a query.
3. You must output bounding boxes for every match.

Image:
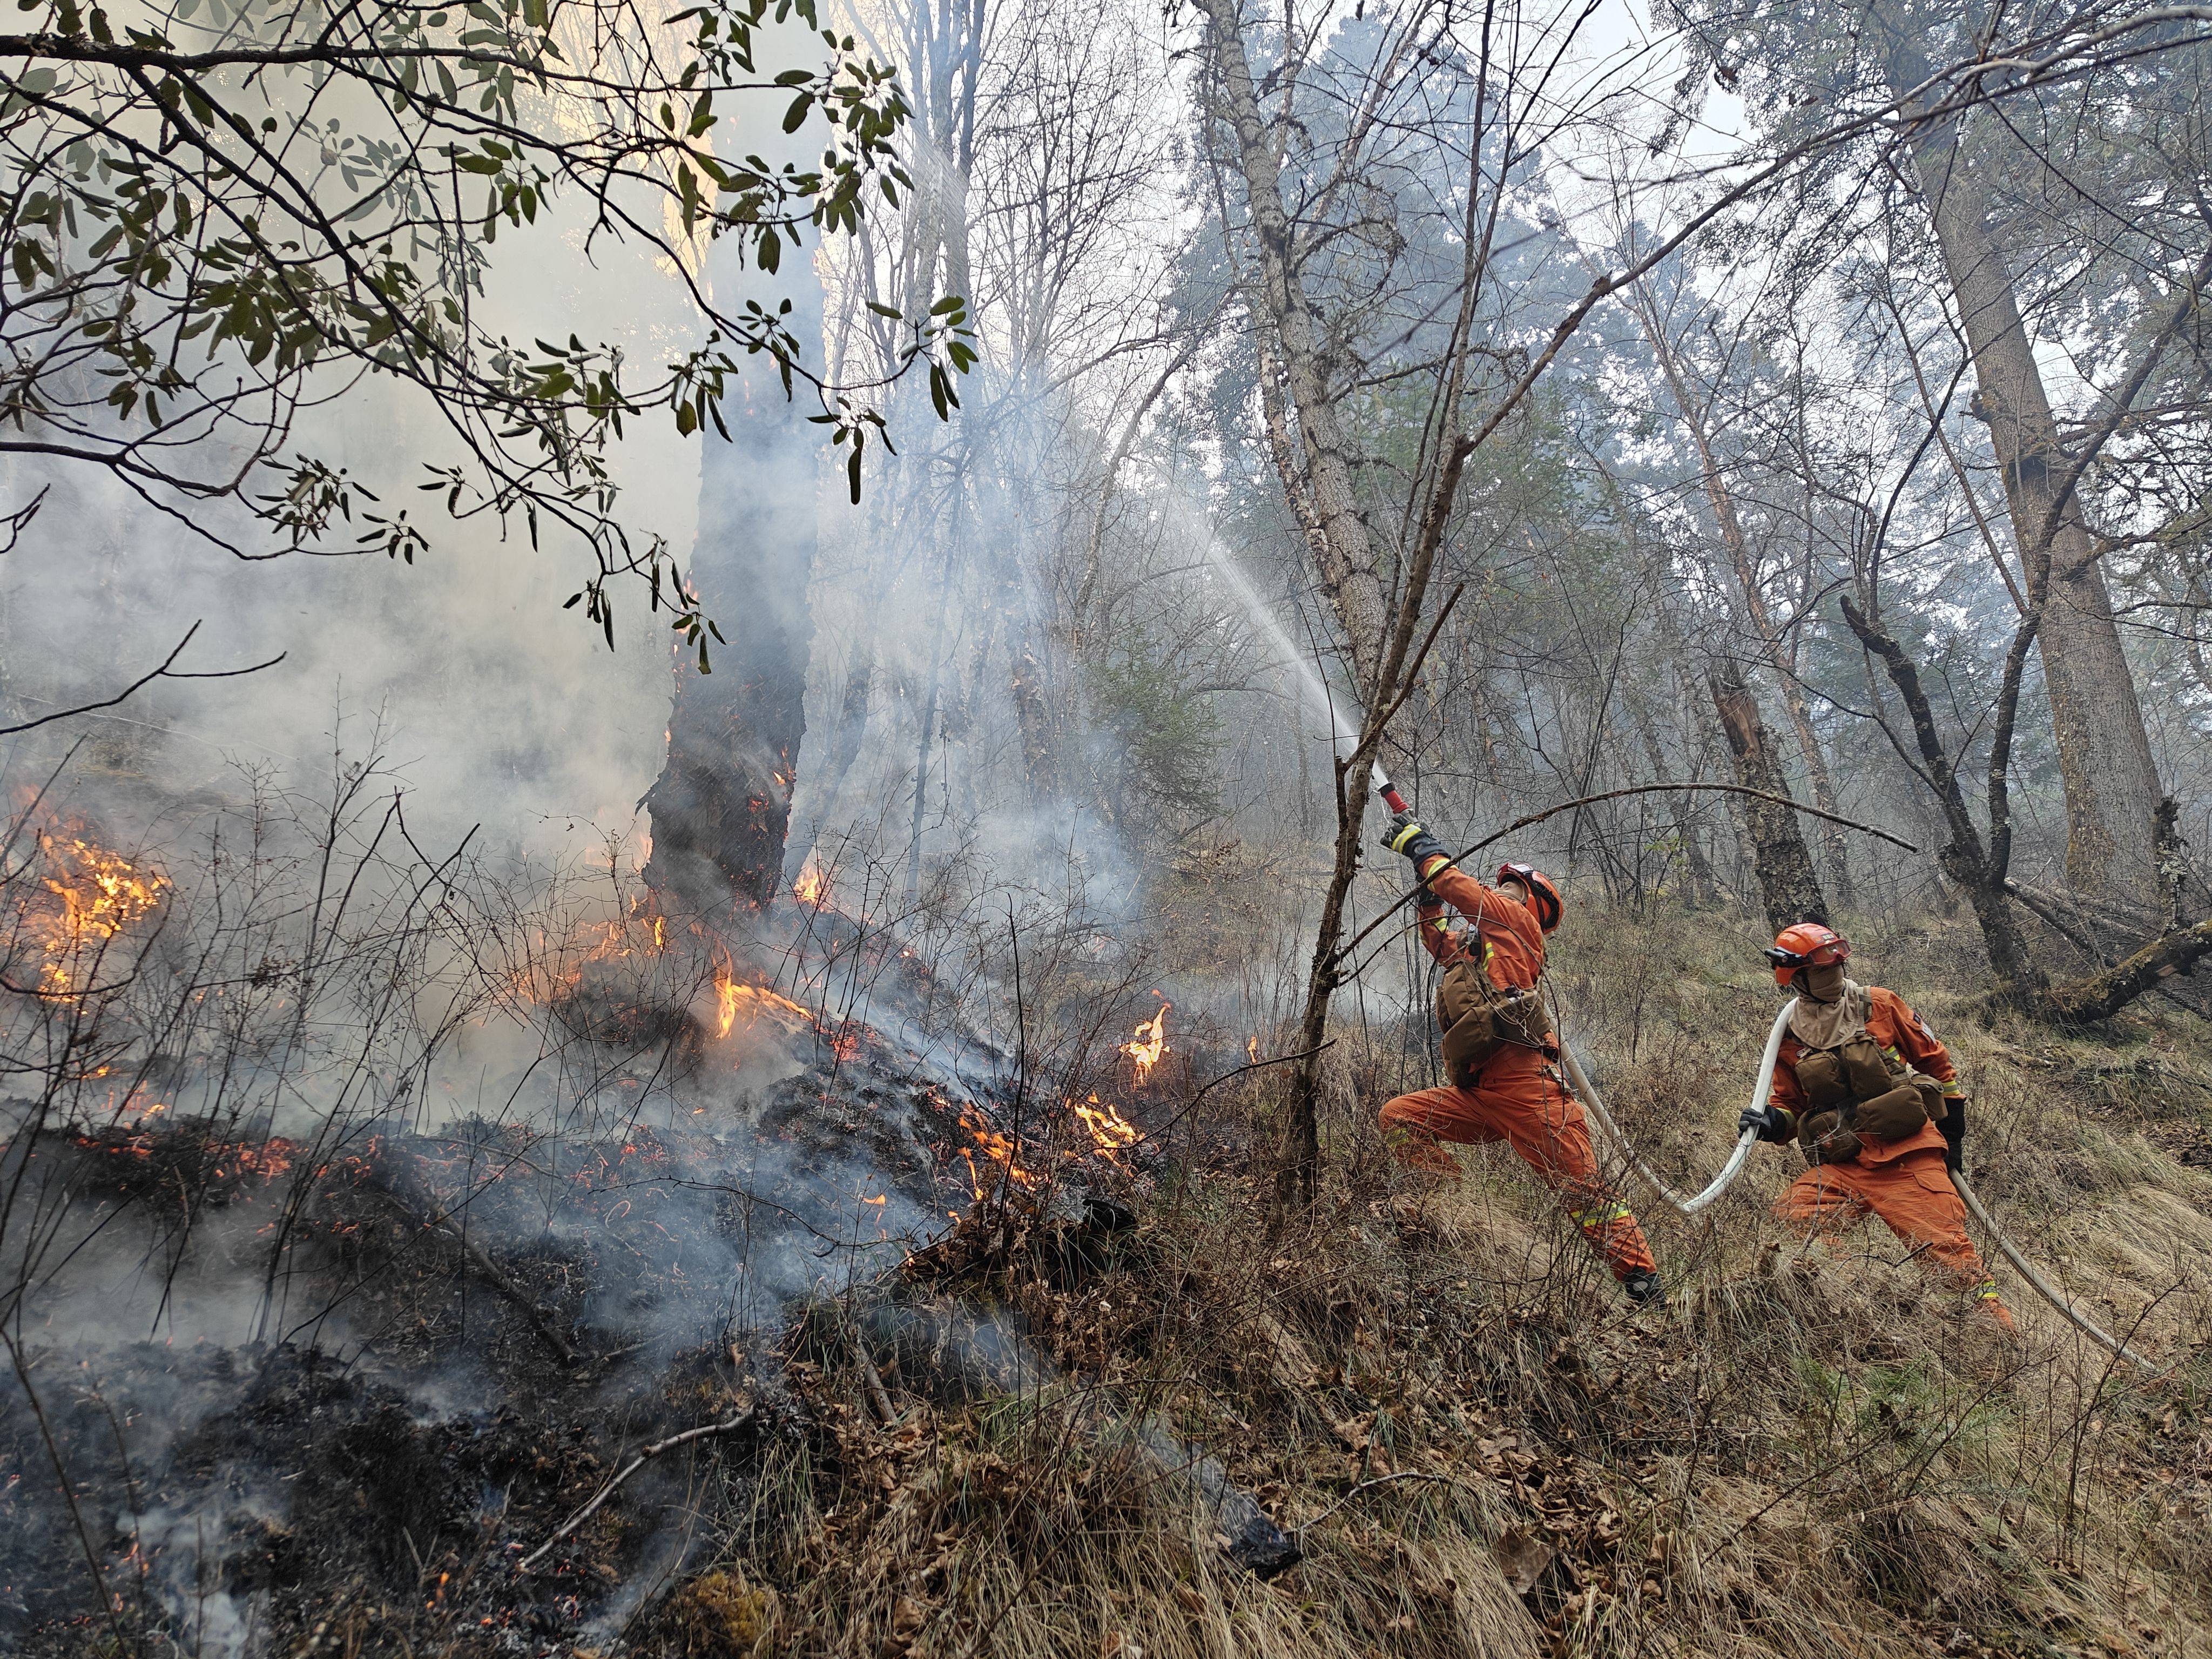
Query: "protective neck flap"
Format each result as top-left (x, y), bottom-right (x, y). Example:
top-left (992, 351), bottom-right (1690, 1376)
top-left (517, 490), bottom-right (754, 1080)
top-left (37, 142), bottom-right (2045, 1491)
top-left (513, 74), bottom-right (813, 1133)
top-left (1788, 977), bottom-right (1869, 1051)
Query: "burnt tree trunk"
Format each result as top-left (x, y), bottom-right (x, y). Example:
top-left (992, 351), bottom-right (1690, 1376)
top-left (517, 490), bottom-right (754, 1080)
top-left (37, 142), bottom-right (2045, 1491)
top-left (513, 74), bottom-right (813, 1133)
top-left (1710, 662), bottom-right (1829, 933)
top-left (644, 246), bottom-right (821, 918)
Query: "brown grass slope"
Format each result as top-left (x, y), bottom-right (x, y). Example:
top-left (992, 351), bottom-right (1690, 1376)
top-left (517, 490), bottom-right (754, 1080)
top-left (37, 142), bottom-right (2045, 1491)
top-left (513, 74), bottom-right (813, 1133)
top-left (632, 907), bottom-right (2212, 1659)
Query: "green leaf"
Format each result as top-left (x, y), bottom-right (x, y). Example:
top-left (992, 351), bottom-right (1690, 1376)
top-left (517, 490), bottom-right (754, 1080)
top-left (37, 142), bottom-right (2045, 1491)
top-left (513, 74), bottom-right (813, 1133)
top-left (781, 91), bottom-right (812, 132)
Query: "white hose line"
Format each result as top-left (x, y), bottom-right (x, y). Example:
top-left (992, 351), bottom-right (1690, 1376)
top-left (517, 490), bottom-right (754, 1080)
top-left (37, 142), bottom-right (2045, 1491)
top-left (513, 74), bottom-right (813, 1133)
top-left (1555, 1039), bottom-right (1703, 1213)
top-left (1567, 993), bottom-right (2161, 1368)
top-left (1950, 1170), bottom-right (2162, 1372)
top-left (1557, 1001), bottom-right (1793, 1218)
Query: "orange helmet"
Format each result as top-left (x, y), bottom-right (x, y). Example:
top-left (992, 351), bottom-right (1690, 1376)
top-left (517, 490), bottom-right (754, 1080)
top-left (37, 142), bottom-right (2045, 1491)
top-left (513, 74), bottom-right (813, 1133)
top-left (1496, 862), bottom-right (1562, 933)
top-left (1765, 922), bottom-right (1849, 987)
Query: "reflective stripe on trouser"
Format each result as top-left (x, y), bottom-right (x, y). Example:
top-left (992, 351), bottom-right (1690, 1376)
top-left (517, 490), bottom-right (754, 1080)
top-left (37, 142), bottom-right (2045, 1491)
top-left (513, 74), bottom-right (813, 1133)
top-left (1379, 1053), bottom-right (1657, 1281)
top-left (1778, 1149), bottom-right (2014, 1329)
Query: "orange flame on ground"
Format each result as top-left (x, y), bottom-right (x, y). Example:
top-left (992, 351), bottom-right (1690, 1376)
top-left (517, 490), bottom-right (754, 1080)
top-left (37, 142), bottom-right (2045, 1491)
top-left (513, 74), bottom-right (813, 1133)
top-left (1074, 1093), bottom-right (1140, 1161)
top-left (1121, 1003), bottom-right (1169, 1084)
top-left (30, 833), bottom-right (167, 994)
top-left (957, 1104), bottom-right (1038, 1200)
top-left (711, 967), bottom-right (813, 1040)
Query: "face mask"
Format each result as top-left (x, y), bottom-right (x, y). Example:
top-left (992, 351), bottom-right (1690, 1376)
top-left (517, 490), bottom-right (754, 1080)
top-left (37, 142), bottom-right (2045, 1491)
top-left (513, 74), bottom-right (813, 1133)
top-left (1802, 961), bottom-right (1847, 1003)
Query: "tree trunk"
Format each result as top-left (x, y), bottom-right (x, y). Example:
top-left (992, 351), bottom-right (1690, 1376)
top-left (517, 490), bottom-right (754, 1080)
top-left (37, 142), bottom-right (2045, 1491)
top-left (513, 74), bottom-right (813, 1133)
top-left (644, 247), bottom-right (821, 919)
top-left (1840, 595), bottom-right (2045, 996)
top-left (1635, 299), bottom-right (1852, 900)
top-left (1195, 0), bottom-right (1388, 697)
top-left (1886, 44), bottom-right (2165, 905)
top-left (1709, 662), bottom-right (1829, 933)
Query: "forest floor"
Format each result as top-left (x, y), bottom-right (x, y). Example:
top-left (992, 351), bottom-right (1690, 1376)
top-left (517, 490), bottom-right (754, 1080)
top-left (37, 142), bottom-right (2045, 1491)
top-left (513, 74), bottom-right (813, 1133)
top-left (9, 900), bottom-right (2212, 1659)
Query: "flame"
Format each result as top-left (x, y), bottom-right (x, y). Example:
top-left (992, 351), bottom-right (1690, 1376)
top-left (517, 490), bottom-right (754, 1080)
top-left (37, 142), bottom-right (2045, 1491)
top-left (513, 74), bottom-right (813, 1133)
top-left (794, 859), bottom-right (827, 908)
top-left (1074, 1094), bottom-right (1139, 1158)
top-left (957, 1104), bottom-right (1038, 1199)
top-left (1121, 1003), bottom-right (1169, 1084)
top-left (714, 970), bottom-right (741, 1038)
top-left (1247, 1034), bottom-right (1260, 1062)
top-left (711, 966), bottom-right (812, 1040)
top-left (28, 832), bottom-right (167, 994)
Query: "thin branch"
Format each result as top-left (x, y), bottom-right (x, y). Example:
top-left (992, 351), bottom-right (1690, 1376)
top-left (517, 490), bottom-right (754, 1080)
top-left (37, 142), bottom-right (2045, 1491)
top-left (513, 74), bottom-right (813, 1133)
top-left (517, 1408), bottom-right (760, 1574)
top-left (0, 622), bottom-right (286, 736)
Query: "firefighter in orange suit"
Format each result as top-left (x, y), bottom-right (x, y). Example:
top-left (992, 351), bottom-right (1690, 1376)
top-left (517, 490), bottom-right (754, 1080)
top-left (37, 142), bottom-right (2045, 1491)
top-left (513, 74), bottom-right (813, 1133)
top-left (1375, 813), bottom-right (1663, 1306)
top-left (1738, 923), bottom-right (2012, 1329)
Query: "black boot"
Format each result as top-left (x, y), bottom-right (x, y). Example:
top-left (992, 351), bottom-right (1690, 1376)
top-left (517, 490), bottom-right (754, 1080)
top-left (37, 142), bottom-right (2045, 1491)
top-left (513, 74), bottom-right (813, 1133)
top-left (1621, 1269), bottom-right (1665, 1307)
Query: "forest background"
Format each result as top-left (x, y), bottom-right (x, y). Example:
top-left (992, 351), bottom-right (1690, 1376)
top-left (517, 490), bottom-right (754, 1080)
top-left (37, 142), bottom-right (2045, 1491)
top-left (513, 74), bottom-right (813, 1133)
top-left (6, 0), bottom-right (2212, 1649)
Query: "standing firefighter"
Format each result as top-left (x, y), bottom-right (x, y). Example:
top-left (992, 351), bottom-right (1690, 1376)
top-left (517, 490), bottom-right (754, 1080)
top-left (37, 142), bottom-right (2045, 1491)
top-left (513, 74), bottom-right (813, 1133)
top-left (1738, 924), bottom-right (2013, 1330)
top-left (1376, 814), bottom-right (1663, 1306)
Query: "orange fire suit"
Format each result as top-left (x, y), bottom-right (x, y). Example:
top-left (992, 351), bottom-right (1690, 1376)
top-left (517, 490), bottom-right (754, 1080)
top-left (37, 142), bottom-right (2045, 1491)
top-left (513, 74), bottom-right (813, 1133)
top-left (1767, 986), bottom-right (2008, 1325)
top-left (1379, 858), bottom-right (1656, 1282)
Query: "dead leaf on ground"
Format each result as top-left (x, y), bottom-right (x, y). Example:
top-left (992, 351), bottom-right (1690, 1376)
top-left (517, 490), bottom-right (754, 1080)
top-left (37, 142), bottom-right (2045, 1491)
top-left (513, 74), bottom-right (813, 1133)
top-left (1493, 1525), bottom-right (1559, 1597)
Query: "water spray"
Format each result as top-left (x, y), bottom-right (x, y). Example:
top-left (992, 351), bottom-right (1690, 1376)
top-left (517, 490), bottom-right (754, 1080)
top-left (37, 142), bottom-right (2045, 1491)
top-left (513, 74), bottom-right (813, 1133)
top-left (1201, 539), bottom-right (1409, 817)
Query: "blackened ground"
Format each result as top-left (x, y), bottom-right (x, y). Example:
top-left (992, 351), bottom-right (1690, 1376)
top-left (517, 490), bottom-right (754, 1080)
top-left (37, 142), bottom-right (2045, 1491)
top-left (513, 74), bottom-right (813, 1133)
top-left (0, 1021), bottom-right (1031, 1655)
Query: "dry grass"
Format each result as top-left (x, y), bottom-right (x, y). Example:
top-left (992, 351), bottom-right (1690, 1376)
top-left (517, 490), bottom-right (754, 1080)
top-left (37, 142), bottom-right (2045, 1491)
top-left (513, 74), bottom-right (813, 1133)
top-left (628, 904), bottom-right (2212, 1659)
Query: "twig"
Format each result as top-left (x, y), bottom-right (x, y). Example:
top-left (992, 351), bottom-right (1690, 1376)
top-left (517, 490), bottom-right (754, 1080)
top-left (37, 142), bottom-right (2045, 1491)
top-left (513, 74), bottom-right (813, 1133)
top-left (853, 1327), bottom-right (898, 1425)
top-left (0, 619), bottom-right (286, 736)
top-left (368, 1184), bottom-right (579, 1365)
top-left (517, 1408), bottom-right (760, 1574)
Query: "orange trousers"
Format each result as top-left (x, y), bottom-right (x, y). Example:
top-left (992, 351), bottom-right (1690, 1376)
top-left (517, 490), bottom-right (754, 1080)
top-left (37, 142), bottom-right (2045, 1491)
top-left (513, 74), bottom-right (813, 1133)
top-left (1779, 1150), bottom-right (2012, 1326)
top-left (1380, 1053), bottom-right (1657, 1280)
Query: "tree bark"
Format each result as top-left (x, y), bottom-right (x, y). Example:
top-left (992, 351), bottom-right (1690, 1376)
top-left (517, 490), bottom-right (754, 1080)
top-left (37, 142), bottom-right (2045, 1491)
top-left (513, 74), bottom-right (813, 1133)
top-left (1634, 301), bottom-right (1852, 897)
top-left (1195, 0), bottom-right (1389, 697)
top-left (1709, 662), bottom-right (1829, 933)
top-left (1885, 43), bottom-right (2165, 904)
top-left (644, 246), bottom-right (821, 918)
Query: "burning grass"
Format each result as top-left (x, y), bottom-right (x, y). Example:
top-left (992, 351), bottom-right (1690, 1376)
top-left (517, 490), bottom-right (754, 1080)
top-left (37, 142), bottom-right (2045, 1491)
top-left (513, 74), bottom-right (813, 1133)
top-left (5, 780), bottom-right (2210, 1659)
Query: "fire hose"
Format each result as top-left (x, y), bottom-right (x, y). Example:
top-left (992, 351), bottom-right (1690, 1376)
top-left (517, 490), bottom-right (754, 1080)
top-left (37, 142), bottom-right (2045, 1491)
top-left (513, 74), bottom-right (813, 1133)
top-left (1948, 1170), bottom-right (2159, 1371)
top-left (1560, 1001), bottom-right (2161, 1370)
top-left (1554, 1001), bottom-right (1785, 1217)
top-left (1367, 763), bottom-right (2158, 1368)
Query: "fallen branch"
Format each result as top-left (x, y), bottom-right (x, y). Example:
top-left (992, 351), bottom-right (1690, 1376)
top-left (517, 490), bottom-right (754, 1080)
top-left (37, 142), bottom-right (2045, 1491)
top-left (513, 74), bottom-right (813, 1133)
top-left (518, 1407), bottom-right (761, 1574)
top-left (1330, 782), bottom-right (1916, 975)
top-left (368, 1185), bottom-right (579, 1366)
top-left (2002, 879), bottom-right (2109, 963)
top-left (2027, 915), bottom-right (2212, 1023)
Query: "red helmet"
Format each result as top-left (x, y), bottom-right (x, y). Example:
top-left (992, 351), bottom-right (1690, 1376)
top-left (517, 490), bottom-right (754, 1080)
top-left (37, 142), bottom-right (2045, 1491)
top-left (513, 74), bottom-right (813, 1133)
top-left (1496, 863), bottom-right (1562, 933)
top-left (1765, 922), bottom-right (1849, 987)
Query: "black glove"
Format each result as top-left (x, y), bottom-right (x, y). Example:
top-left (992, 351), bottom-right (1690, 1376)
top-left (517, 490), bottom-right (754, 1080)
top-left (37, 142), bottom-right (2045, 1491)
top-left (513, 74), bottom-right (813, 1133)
top-left (1738, 1103), bottom-right (1793, 1144)
top-left (1380, 812), bottom-right (1447, 869)
top-left (1939, 1096), bottom-right (1966, 1171)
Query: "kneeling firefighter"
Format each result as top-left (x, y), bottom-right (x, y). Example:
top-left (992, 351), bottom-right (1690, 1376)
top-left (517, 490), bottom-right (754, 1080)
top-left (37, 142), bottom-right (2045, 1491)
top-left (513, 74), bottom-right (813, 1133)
top-left (1375, 814), bottom-right (1663, 1306)
top-left (1738, 924), bottom-right (2012, 1330)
